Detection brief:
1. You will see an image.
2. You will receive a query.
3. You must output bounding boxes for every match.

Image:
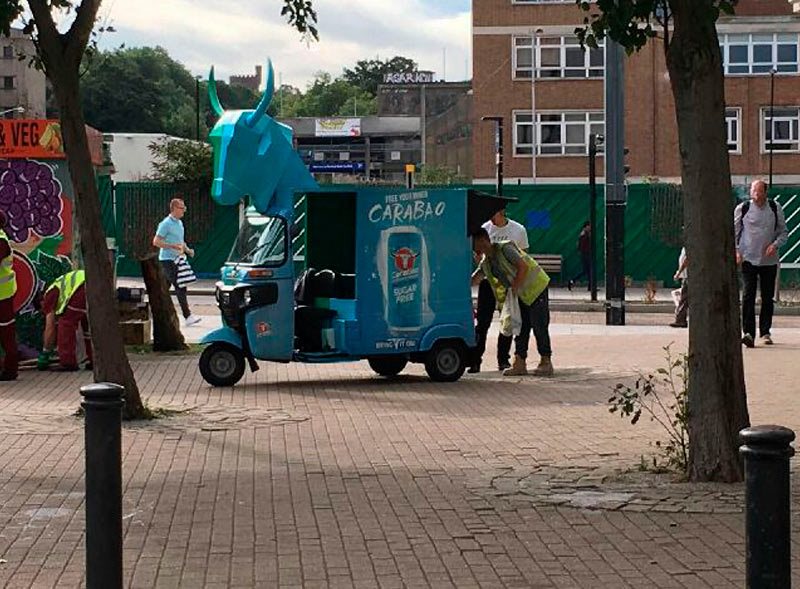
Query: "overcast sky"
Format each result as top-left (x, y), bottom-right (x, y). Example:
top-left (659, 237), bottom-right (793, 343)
top-left (95, 0), bottom-right (472, 90)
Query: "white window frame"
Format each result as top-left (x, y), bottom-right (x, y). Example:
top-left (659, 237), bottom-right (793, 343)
top-left (719, 33), bottom-right (800, 75)
top-left (725, 107), bottom-right (741, 154)
top-left (761, 106), bottom-right (800, 153)
top-left (513, 111), bottom-right (534, 156)
top-left (512, 35), bottom-right (604, 80)
top-left (513, 110), bottom-right (604, 157)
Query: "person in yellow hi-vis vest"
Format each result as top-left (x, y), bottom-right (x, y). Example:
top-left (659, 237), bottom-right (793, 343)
top-left (0, 211), bottom-right (17, 381)
top-left (471, 227), bottom-right (554, 377)
top-left (35, 269), bottom-right (92, 372)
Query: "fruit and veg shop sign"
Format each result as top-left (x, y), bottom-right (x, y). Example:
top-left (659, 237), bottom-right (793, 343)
top-left (0, 119), bottom-right (65, 159)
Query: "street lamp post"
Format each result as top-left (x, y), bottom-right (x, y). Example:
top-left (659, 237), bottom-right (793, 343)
top-left (0, 106), bottom-right (24, 118)
top-left (769, 67), bottom-right (776, 189)
top-left (482, 116), bottom-right (504, 195)
top-left (530, 28), bottom-right (543, 185)
top-left (588, 133), bottom-right (602, 302)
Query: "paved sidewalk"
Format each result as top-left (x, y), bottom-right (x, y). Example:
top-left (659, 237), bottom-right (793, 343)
top-left (1, 318), bottom-right (800, 588)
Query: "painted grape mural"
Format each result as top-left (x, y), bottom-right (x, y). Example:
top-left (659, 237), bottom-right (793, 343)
top-left (0, 157), bottom-right (74, 358)
top-left (0, 159), bottom-right (64, 243)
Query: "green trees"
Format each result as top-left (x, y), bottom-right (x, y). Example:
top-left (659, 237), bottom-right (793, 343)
top-left (342, 56), bottom-right (417, 94)
top-left (577, 0), bottom-right (749, 482)
top-left (79, 48), bottom-right (418, 129)
top-left (80, 46), bottom-right (258, 138)
top-left (277, 72), bottom-right (376, 117)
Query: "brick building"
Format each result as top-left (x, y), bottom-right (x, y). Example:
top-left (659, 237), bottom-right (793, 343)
top-left (472, 0), bottom-right (800, 185)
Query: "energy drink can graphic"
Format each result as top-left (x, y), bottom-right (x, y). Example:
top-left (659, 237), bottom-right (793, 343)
top-left (387, 230), bottom-right (423, 331)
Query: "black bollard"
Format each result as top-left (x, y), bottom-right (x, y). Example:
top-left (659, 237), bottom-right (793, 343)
top-left (739, 425), bottom-right (795, 589)
top-left (80, 383), bottom-right (125, 589)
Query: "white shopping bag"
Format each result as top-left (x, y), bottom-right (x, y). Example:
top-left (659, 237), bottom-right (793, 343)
top-left (671, 288), bottom-right (681, 308)
top-left (500, 293), bottom-right (522, 337)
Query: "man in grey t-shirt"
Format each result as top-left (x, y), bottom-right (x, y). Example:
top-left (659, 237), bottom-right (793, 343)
top-left (734, 179), bottom-right (788, 347)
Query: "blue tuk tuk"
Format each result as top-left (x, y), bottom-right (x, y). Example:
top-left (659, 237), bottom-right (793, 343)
top-left (198, 61), bottom-right (507, 387)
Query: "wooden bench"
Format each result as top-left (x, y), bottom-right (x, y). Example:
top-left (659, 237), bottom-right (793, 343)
top-left (533, 254), bottom-right (563, 281)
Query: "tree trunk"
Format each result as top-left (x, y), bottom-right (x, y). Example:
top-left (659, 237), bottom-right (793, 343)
top-left (50, 67), bottom-right (147, 420)
top-left (666, 1), bottom-right (750, 482)
top-left (140, 256), bottom-right (187, 352)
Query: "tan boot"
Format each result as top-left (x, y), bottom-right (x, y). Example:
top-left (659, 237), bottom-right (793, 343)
top-left (503, 355), bottom-right (528, 376)
top-left (532, 356), bottom-right (554, 377)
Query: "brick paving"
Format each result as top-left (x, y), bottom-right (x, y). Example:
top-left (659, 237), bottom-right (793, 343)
top-left (1, 315), bottom-right (800, 588)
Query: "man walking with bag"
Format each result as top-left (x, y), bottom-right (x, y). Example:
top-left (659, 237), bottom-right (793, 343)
top-left (471, 228), bottom-right (553, 377)
top-left (734, 179), bottom-right (788, 347)
top-left (153, 198), bottom-right (200, 326)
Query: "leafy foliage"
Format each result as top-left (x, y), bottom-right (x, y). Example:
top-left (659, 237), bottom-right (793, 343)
top-left (148, 138), bottom-right (212, 185)
top-left (286, 72), bottom-right (376, 117)
top-left (79, 46), bottom-right (259, 138)
top-left (342, 56), bottom-right (417, 95)
top-left (281, 0), bottom-right (318, 40)
top-left (417, 164), bottom-right (467, 186)
top-left (609, 344), bottom-right (689, 475)
top-left (574, 0), bottom-right (736, 52)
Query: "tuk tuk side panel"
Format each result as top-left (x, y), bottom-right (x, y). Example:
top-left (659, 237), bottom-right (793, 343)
top-left (353, 188), bottom-right (474, 355)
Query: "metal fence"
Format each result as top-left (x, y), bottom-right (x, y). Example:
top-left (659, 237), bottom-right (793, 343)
top-left (98, 180), bottom-right (800, 286)
top-left (111, 182), bottom-right (239, 278)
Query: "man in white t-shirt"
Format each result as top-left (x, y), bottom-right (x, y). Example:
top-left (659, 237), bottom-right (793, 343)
top-left (470, 206), bottom-right (530, 373)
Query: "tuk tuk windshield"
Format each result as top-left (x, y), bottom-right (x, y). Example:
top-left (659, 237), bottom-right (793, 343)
top-left (229, 214), bottom-right (287, 266)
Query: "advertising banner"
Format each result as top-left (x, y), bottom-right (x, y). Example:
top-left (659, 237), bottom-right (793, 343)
top-left (314, 118), bottom-right (362, 137)
top-left (356, 188), bottom-right (472, 353)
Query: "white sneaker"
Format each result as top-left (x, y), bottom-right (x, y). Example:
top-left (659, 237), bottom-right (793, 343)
top-left (184, 315), bottom-right (201, 327)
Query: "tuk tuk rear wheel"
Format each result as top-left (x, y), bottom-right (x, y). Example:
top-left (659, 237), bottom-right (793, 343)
top-left (368, 356), bottom-right (408, 377)
top-left (424, 341), bottom-right (466, 382)
top-left (200, 343), bottom-right (246, 387)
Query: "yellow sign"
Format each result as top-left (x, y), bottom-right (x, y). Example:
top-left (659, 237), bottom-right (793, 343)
top-left (405, 164), bottom-right (415, 173)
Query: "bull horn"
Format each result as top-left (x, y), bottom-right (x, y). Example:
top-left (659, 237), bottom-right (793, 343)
top-left (246, 59), bottom-right (275, 127)
top-left (208, 66), bottom-right (224, 116)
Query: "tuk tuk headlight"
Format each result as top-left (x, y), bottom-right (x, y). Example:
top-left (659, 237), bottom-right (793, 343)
top-left (242, 289), bottom-right (252, 306)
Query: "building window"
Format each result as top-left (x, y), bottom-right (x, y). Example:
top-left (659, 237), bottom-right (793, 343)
top-left (762, 107), bottom-right (800, 152)
top-left (2, 46), bottom-right (12, 59)
top-left (514, 110), bottom-right (604, 156)
top-left (726, 108), bottom-right (741, 152)
top-left (720, 33), bottom-right (799, 75)
top-left (513, 35), bottom-right (604, 79)
top-left (2, 76), bottom-right (14, 90)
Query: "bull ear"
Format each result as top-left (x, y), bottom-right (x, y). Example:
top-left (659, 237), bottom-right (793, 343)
top-left (247, 59), bottom-right (275, 127)
top-left (208, 66), bottom-right (224, 116)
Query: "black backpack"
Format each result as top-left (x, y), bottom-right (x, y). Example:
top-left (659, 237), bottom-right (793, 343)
top-left (741, 199), bottom-right (778, 231)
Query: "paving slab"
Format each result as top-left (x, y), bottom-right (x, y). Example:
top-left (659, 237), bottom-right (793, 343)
top-left (1, 317), bottom-right (799, 587)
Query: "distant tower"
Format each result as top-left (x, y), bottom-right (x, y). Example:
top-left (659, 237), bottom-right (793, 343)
top-left (229, 65), bottom-right (263, 93)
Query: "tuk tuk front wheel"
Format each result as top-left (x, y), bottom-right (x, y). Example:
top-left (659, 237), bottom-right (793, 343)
top-left (368, 356), bottom-right (408, 377)
top-left (199, 342), bottom-right (246, 387)
top-left (424, 341), bottom-right (466, 382)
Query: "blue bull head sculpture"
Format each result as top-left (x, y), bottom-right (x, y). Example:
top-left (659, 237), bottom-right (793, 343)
top-left (207, 59), bottom-right (318, 215)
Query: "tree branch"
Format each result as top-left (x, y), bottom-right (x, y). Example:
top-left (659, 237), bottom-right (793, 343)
top-left (27, 0), bottom-right (63, 72)
top-left (65, 0), bottom-right (102, 67)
